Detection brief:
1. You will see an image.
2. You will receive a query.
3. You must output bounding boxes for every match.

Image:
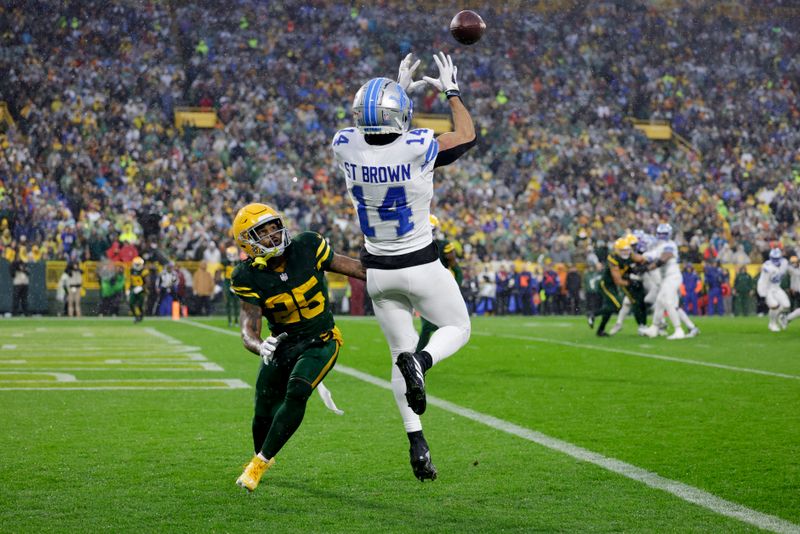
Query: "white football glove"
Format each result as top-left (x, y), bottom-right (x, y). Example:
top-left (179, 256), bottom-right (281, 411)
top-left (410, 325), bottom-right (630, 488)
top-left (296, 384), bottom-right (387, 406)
top-left (259, 332), bottom-right (288, 365)
top-left (397, 53), bottom-right (426, 93)
top-left (422, 51), bottom-right (460, 96)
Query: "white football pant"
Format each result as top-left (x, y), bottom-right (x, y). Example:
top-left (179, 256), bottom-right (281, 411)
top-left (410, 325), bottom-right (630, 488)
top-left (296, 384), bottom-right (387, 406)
top-left (651, 274), bottom-right (682, 332)
top-left (368, 259), bottom-right (471, 432)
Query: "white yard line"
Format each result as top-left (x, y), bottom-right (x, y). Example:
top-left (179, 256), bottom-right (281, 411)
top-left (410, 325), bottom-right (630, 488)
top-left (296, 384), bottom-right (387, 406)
top-left (181, 319), bottom-right (800, 533)
top-left (472, 331), bottom-right (800, 381)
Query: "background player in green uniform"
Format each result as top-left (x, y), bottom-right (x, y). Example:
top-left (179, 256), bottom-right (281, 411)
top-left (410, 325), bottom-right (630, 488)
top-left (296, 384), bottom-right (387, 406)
top-left (594, 238), bottom-right (635, 337)
top-left (127, 256), bottom-right (148, 323)
top-left (230, 203), bottom-right (365, 493)
top-left (219, 246), bottom-right (241, 327)
top-left (415, 215), bottom-right (463, 352)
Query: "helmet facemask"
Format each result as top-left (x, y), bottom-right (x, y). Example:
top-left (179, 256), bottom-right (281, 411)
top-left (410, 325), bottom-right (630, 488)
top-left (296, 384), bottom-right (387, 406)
top-left (240, 216), bottom-right (291, 260)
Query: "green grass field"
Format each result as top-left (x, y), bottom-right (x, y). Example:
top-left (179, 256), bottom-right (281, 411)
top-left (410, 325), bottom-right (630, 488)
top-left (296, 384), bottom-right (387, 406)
top-left (1, 315), bottom-right (798, 533)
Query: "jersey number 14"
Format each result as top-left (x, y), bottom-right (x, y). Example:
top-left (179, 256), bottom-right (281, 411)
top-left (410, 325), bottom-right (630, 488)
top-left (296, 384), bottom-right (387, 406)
top-left (352, 185), bottom-right (414, 237)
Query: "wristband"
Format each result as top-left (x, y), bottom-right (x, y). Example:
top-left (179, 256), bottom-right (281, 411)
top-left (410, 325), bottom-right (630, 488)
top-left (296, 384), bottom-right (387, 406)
top-left (445, 89), bottom-right (461, 99)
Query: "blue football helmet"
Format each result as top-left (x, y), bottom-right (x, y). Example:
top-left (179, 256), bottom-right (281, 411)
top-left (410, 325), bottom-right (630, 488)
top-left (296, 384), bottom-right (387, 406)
top-left (769, 247), bottom-right (783, 265)
top-left (656, 223), bottom-right (672, 240)
top-left (352, 77), bottom-right (413, 135)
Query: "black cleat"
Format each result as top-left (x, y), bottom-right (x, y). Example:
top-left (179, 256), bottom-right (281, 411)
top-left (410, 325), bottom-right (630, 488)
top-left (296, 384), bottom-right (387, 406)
top-left (588, 315), bottom-right (595, 329)
top-left (410, 445), bottom-right (438, 482)
top-left (396, 352), bottom-right (427, 415)
top-left (596, 331), bottom-right (609, 337)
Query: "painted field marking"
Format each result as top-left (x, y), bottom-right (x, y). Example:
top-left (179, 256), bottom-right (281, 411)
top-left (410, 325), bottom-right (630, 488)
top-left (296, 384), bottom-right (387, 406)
top-left (0, 371), bottom-right (76, 382)
top-left (0, 378), bottom-right (249, 391)
top-left (472, 332), bottom-right (800, 381)
top-left (183, 319), bottom-right (800, 534)
top-left (2, 344), bottom-right (17, 349)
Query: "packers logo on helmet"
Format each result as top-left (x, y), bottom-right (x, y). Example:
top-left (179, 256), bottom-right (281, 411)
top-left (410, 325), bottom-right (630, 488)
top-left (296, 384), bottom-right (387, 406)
top-left (232, 203), bottom-right (291, 260)
top-left (132, 256), bottom-right (145, 270)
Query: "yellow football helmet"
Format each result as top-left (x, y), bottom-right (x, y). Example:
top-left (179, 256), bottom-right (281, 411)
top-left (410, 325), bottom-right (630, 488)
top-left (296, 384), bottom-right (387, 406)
top-left (132, 256), bottom-right (145, 270)
top-left (232, 203), bottom-right (291, 260)
top-left (225, 246), bottom-right (239, 262)
top-left (623, 233), bottom-right (638, 248)
top-left (613, 237), bottom-right (632, 259)
top-left (429, 214), bottom-right (440, 228)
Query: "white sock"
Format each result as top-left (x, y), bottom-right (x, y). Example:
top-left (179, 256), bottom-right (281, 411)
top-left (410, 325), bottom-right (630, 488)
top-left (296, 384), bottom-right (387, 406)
top-left (677, 308), bottom-right (696, 329)
top-left (391, 363), bottom-right (422, 432)
top-left (616, 298), bottom-right (631, 327)
top-left (768, 309), bottom-right (778, 325)
top-left (787, 308), bottom-right (800, 322)
top-left (666, 305), bottom-right (681, 330)
top-left (257, 452), bottom-right (270, 463)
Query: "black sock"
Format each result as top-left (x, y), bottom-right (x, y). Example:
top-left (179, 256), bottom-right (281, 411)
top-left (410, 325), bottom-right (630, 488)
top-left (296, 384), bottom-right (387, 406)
top-left (597, 314), bottom-right (611, 334)
top-left (417, 351), bottom-right (433, 373)
top-left (252, 415), bottom-right (272, 455)
top-left (407, 430), bottom-right (428, 450)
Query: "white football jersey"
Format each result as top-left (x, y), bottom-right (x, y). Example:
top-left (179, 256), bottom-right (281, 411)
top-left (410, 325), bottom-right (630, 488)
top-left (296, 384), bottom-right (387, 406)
top-left (644, 239), bottom-right (681, 279)
top-left (332, 127), bottom-right (439, 255)
top-left (758, 259), bottom-right (788, 296)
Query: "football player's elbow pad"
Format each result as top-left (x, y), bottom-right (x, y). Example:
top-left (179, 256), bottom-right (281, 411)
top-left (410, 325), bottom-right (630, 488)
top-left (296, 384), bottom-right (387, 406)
top-left (434, 135), bottom-right (477, 168)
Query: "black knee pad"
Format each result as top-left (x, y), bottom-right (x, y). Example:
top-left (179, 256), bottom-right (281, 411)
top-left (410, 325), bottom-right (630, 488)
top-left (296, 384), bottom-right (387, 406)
top-left (285, 378), bottom-right (313, 403)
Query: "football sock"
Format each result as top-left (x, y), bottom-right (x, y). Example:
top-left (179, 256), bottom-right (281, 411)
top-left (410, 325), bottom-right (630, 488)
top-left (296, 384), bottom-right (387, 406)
top-left (252, 414), bottom-right (272, 455)
top-left (666, 305), bottom-right (681, 330)
top-left (391, 364), bottom-right (421, 432)
top-left (677, 308), bottom-right (696, 329)
top-left (768, 308), bottom-right (778, 325)
top-left (615, 299), bottom-right (631, 326)
top-left (407, 430), bottom-right (426, 448)
top-left (418, 351), bottom-right (433, 372)
top-left (597, 313), bottom-right (611, 334)
top-left (787, 308), bottom-right (800, 322)
top-left (259, 380), bottom-right (311, 460)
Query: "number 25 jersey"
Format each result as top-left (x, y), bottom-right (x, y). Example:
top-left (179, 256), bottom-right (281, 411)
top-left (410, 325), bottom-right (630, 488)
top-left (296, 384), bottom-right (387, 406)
top-left (332, 127), bottom-right (439, 256)
top-left (230, 232), bottom-right (335, 341)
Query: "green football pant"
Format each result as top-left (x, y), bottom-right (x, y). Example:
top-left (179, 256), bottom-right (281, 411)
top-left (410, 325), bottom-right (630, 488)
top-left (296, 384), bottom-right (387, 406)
top-left (253, 334), bottom-right (340, 458)
top-left (129, 292), bottom-right (145, 319)
top-left (415, 317), bottom-right (438, 352)
top-left (621, 284), bottom-right (647, 325)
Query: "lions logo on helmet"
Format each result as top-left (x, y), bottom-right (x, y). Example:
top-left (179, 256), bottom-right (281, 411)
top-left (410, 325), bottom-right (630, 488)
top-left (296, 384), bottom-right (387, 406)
top-left (352, 78), bottom-right (413, 135)
top-left (769, 247), bottom-right (783, 265)
top-left (232, 203), bottom-right (291, 260)
top-left (656, 223), bottom-right (672, 240)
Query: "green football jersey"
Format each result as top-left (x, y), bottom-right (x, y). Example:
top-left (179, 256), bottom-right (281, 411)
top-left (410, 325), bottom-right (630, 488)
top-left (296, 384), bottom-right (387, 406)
top-left (602, 253), bottom-right (632, 288)
top-left (230, 232), bottom-right (335, 342)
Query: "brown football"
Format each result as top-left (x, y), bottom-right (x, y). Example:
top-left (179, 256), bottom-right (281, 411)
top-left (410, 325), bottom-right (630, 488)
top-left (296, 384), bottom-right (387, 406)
top-left (449, 10), bottom-right (486, 45)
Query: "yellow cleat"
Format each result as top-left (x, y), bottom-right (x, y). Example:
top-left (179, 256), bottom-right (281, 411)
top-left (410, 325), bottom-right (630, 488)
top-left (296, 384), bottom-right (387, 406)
top-left (236, 455), bottom-right (275, 492)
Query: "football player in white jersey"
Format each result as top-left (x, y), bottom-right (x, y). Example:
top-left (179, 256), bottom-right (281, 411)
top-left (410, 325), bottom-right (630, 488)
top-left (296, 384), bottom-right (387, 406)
top-left (758, 248), bottom-right (800, 331)
top-left (640, 223), bottom-right (696, 340)
top-left (332, 52), bottom-right (476, 481)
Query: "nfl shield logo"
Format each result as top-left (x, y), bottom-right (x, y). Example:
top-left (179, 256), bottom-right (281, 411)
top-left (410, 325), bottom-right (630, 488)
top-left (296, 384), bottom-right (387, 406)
top-left (280, 273), bottom-right (288, 282)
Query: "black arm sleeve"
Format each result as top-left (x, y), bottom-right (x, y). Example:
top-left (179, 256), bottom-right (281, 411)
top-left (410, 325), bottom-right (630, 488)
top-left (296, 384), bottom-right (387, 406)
top-left (433, 135), bottom-right (477, 168)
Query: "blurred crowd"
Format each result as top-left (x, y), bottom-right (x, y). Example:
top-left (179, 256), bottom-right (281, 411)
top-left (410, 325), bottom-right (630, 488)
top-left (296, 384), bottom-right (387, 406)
top-left (1, 0), bottom-right (799, 284)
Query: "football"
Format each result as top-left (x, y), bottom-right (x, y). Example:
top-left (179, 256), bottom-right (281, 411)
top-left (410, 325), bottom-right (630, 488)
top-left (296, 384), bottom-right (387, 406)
top-left (450, 10), bottom-right (486, 45)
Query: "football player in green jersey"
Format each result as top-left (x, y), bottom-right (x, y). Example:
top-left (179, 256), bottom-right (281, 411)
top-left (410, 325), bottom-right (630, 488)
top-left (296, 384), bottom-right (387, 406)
top-left (415, 215), bottom-right (463, 351)
top-left (231, 203), bottom-right (366, 492)
top-left (219, 246), bottom-right (241, 327)
top-left (127, 256), bottom-right (148, 323)
top-left (594, 238), bottom-right (634, 337)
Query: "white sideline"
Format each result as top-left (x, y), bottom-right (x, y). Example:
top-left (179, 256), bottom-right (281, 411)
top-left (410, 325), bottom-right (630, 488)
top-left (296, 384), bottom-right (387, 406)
top-left (472, 331), bottom-right (800, 381)
top-left (182, 319), bottom-right (799, 533)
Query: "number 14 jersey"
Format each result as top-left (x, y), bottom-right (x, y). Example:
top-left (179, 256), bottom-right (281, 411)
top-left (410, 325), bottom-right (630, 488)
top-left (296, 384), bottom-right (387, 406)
top-left (332, 127), bottom-right (439, 256)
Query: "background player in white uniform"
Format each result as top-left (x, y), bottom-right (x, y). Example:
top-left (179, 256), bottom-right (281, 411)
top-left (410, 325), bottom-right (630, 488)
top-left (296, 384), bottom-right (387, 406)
top-left (758, 248), bottom-right (800, 331)
top-left (633, 229), bottom-right (699, 337)
top-left (640, 223), bottom-right (696, 340)
top-left (332, 52), bottom-right (476, 481)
